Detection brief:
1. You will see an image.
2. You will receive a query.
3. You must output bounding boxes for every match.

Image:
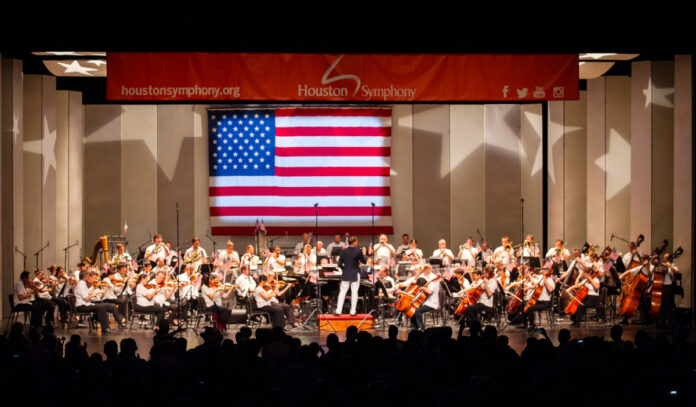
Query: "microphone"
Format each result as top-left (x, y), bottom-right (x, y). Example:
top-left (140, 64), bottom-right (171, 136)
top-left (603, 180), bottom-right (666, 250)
top-left (610, 233), bottom-right (614, 242)
top-left (314, 203), bottom-right (319, 208)
top-left (520, 198), bottom-right (524, 203)
top-left (371, 202), bottom-right (375, 207)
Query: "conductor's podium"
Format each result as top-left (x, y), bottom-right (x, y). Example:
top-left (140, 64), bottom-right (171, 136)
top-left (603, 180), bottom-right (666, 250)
top-left (318, 313), bottom-right (374, 332)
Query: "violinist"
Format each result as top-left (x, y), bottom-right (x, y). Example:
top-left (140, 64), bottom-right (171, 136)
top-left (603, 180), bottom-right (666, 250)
top-left (178, 264), bottom-right (199, 301)
top-left (235, 264), bottom-right (257, 301)
top-left (254, 273), bottom-right (298, 329)
top-left (660, 252), bottom-right (680, 326)
top-left (32, 269), bottom-right (57, 319)
top-left (495, 266), bottom-right (509, 291)
top-left (463, 266), bottom-right (498, 326)
top-left (396, 264), bottom-right (440, 331)
top-left (51, 266), bottom-right (74, 326)
top-left (522, 268), bottom-right (555, 330)
top-left (567, 262), bottom-right (601, 327)
top-left (13, 271), bottom-right (52, 328)
top-left (101, 267), bottom-right (127, 317)
top-left (150, 270), bottom-right (177, 313)
top-left (75, 270), bottom-right (125, 332)
top-left (134, 273), bottom-right (166, 324)
top-left (201, 273), bottom-right (234, 328)
top-left (432, 239), bottom-right (455, 266)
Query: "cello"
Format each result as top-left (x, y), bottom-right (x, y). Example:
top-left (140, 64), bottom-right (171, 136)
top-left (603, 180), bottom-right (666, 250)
top-left (505, 266), bottom-right (529, 314)
top-left (395, 267), bottom-right (425, 313)
top-left (396, 271), bottom-right (442, 318)
top-left (564, 266), bottom-right (598, 315)
top-left (649, 240), bottom-right (669, 316)
top-left (524, 268), bottom-right (553, 312)
top-left (454, 277), bottom-right (484, 316)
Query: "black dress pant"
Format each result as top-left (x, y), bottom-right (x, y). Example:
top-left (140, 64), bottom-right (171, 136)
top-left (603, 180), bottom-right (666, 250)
top-left (204, 305), bottom-right (232, 326)
top-left (572, 295), bottom-right (601, 322)
top-left (524, 300), bottom-right (551, 326)
top-left (134, 304), bottom-right (166, 324)
top-left (464, 303), bottom-right (493, 325)
top-left (14, 302), bottom-right (48, 327)
top-left (260, 303), bottom-right (295, 328)
top-left (77, 303), bottom-right (123, 329)
top-left (659, 284), bottom-right (675, 326)
top-left (103, 298), bottom-right (127, 318)
top-left (33, 298), bottom-right (56, 325)
top-left (54, 297), bottom-right (70, 324)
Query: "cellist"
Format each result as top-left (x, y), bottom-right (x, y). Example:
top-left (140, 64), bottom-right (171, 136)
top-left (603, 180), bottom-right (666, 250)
top-left (463, 266), bottom-right (498, 326)
top-left (567, 263), bottom-right (601, 327)
top-left (522, 268), bottom-right (555, 330)
top-left (396, 264), bottom-right (440, 331)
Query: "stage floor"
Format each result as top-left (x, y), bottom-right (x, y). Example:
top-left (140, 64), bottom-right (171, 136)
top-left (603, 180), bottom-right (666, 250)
top-left (3, 317), bottom-right (687, 357)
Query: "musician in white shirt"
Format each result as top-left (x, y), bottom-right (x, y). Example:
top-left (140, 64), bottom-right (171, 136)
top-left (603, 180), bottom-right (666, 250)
top-left (145, 234), bottom-right (170, 266)
top-left (109, 244), bottom-right (134, 269)
top-left (326, 233), bottom-right (346, 259)
top-left (313, 241), bottom-right (328, 257)
top-left (396, 265), bottom-right (440, 331)
top-left (134, 274), bottom-right (166, 324)
top-left (567, 259), bottom-right (602, 326)
top-left (215, 240), bottom-right (240, 276)
top-left (405, 240), bottom-right (424, 263)
top-left (264, 246), bottom-right (286, 273)
top-left (463, 267), bottom-right (498, 326)
top-left (660, 252), bottom-right (681, 326)
top-left (522, 269), bottom-right (555, 329)
top-left (254, 273), bottom-right (298, 329)
top-left (240, 245), bottom-right (261, 278)
top-left (200, 273), bottom-right (234, 328)
top-left (75, 270), bottom-right (125, 332)
top-left (517, 234), bottom-right (541, 258)
top-left (235, 265), bottom-right (257, 299)
top-left (102, 267), bottom-right (127, 317)
top-left (294, 233), bottom-right (310, 255)
top-left (622, 241), bottom-right (642, 269)
top-left (184, 237), bottom-right (208, 273)
top-left (395, 234), bottom-right (411, 257)
top-left (478, 241), bottom-right (493, 265)
top-left (373, 234), bottom-right (396, 265)
top-left (458, 238), bottom-right (477, 266)
top-left (150, 270), bottom-right (176, 311)
top-left (177, 264), bottom-right (199, 301)
top-left (432, 239), bottom-right (454, 266)
top-left (493, 236), bottom-right (515, 267)
top-left (13, 271), bottom-right (50, 328)
top-left (165, 241), bottom-right (178, 266)
top-left (545, 239), bottom-right (570, 273)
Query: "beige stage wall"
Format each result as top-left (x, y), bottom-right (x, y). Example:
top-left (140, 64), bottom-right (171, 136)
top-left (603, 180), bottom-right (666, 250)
top-left (0, 57), bottom-right (693, 316)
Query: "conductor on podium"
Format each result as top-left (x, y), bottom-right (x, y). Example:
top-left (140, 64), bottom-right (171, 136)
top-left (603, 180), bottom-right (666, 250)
top-left (335, 235), bottom-right (367, 315)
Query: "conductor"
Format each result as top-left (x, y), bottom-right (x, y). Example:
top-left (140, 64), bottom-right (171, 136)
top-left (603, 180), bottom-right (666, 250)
top-left (335, 235), bottom-right (367, 315)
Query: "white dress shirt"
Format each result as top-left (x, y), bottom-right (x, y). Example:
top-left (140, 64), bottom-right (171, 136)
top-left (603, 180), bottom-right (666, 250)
top-left (216, 249), bottom-right (240, 273)
top-left (145, 243), bottom-right (168, 264)
top-left (477, 278), bottom-right (499, 308)
top-left (326, 241), bottom-right (346, 256)
top-left (493, 246), bottom-right (515, 266)
top-left (201, 284), bottom-right (222, 308)
top-left (374, 243), bottom-right (395, 264)
top-left (235, 274), bottom-right (257, 297)
top-left (74, 280), bottom-right (93, 307)
top-left (432, 248), bottom-right (454, 266)
top-left (254, 285), bottom-right (278, 308)
top-left (184, 246), bottom-right (207, 273)
top-left (135, 284), bottom-right (156, 307)
top-left (14, 281), bottom-right (34, 305)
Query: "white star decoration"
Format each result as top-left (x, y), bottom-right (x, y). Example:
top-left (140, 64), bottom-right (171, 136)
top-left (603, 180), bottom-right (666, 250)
top-left (58, 60), bottom-right (98, 76)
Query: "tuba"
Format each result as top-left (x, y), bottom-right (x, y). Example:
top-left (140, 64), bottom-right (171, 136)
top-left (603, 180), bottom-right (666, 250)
top-left (85, 236), bottom-right (109, 266)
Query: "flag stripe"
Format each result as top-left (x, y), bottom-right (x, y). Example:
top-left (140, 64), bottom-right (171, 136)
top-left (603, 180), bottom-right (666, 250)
top-left (276, 116), bottom-right (390, 128)
top-left (275, 167), bottom-right (390, 177)
top-left (209, 186), bottom-right (390, 197)
top-left (275, 127), bottom-right (390, 137)
top-left (275, 147), bottom-right (391, 157)
top-left (209, 176), bottom-right (390, 187)
top-left (211, 216), bottom-right (392, 226)
top-left (212, 226), bottom-right (394, 235)
top-left (275, 108), bottom-right (392, 117)
top-left (211, 206), bottom-right (391, 217)
top-left (275, 136), bottom-right (390, 148)
top-left (210, 195), bottom-right (390, 207)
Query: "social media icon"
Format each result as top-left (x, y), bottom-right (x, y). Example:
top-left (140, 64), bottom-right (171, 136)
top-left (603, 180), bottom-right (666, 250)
top-left (502, 85), bottom-right (509, 98)
top-left (516, 88), bottom-right (528, 99)
top-left (533, 86), bottom-right (545, 98)
top-left (553, 86), bottom-right (565, 98)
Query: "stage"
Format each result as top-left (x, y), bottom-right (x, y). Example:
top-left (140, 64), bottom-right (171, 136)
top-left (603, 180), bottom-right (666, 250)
top-left (5, 318), bottom-right (686, 357)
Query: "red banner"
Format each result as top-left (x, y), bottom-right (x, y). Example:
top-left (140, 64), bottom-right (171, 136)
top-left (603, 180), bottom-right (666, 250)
top-left (106, 53), bottom-right (578, 102)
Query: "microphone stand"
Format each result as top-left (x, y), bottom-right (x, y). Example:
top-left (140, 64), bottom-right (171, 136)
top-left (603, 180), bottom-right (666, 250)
top-left (34, 241), bottom-right (50, 270)
top-left (520, 198), bottom-right (525, 244)
top-left (15, 247), bottom-right (27, 271)
top-left (63, 241), bottom-right (79, 275)
top-left (314, 203), bottom-right (319, 248)
top-left (371, 202), bottom-right (376, 267)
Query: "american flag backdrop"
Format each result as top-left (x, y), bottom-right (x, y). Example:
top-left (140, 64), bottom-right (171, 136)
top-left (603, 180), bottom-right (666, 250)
top-left (208, 107), bottom-right (394, 235)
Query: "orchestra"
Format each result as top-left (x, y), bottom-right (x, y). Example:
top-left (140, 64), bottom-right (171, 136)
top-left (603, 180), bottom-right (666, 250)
top-left (11, 229), bottom-right (684, 335)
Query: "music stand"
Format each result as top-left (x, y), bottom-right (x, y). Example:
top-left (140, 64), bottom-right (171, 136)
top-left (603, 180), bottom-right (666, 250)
top-left (524, 257), bottom-right (541, 269)
top-left (429, 258), bottom-right (444, 268)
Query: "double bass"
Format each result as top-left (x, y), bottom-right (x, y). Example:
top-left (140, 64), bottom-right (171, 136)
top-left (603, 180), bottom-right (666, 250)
top-left (618, 251), bottom-right (651, 318)
top-left (649, 240), bottom-right (669, 316)
top-left (629, 234), bottom-right (645, 269)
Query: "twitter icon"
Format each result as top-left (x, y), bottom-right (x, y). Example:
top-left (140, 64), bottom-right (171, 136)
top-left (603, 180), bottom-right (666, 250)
top-left (516, 88), bottom-right (528, 99)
